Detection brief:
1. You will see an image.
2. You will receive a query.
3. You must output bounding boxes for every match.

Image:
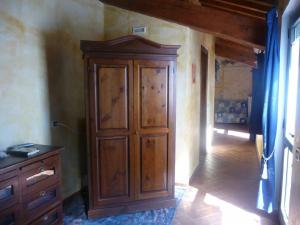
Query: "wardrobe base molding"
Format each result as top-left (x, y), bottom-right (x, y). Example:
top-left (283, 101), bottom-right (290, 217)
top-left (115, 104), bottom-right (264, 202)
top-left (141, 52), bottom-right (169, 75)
top-left (88, 198), bottom-right (177, 218)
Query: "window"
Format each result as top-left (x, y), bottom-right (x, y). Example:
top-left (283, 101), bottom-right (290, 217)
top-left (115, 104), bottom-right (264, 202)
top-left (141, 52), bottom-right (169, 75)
top-left (281, 147), bottom-right (294, 220)
top-left (281, 18), bottom-right (300, 224)
top-left (285, 36), bottom-right (300, 142)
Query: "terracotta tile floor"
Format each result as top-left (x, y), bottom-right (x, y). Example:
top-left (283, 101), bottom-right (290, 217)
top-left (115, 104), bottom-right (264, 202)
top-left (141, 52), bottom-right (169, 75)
top-left (173, 128), bottom-right (279, 225)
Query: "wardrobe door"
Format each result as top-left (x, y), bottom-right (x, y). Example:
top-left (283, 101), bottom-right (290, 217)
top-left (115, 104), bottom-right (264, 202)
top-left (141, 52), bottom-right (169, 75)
top-left (88, 59), bottom-right (134, 207)
top-left (134, 60), bottom-right (175, 200)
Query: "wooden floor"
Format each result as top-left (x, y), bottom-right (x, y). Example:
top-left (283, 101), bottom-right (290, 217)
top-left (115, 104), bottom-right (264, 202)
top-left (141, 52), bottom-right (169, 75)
top-left (173, 128), bottom-right (279, 225)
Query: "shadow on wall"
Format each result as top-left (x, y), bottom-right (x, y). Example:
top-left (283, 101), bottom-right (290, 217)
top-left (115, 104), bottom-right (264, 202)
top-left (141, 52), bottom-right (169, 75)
top-left (43, 30), bottom-right (87, 198)
top-left (0, 0), bottom-right (104, 199)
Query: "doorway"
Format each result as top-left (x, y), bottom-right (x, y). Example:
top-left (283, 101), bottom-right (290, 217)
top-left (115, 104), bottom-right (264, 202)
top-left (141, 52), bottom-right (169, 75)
top-left (173, 48), bottom-right (278, 225)
top-left (200, 46), bottom-right (208, 154)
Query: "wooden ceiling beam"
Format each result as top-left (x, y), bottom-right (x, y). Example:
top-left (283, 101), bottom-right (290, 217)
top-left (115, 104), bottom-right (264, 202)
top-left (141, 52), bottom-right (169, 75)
top-left (199, 0), bottom-right (273, 12)
top-left (215, 38), bottom-right (256, 67)
top-left (100, 0), bottom-right (266, 48)
top-left (198, 0), bottom-right (267, 20)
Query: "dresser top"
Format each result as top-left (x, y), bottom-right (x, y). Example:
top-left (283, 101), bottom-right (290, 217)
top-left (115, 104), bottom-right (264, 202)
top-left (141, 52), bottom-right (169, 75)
top-left (0, 145), bottom-right (63, 170)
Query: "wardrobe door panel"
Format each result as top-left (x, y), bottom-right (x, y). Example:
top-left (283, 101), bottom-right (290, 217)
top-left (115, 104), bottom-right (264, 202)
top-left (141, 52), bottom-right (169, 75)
top-left (98, 137), bottom-right (129, 198)
top-left (140, 67), bottom-right (168, 128)
top-left (89, 59), bottom-right (134, 207)
top-left (134, 60), bottom-right (175, 200)
top-left (98, 67), bottom-right (128, 130)
top-left (140, 135), bottom-right (168, 193)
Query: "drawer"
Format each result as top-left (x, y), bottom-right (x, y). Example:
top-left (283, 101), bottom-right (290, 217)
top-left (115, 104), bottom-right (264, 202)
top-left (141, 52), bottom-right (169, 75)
top-left (0, 170), bottom-right (17, 183)
top-left (0, 205), bottom-right (20, 225)
top-left (20, 155), bottom-right (60, 194)
top-left (22, 184), bottom-right (61, 223)
top-left (0, 176), bottom-right (19, 211)
top-left (29, 205), bottom-right (62, 225)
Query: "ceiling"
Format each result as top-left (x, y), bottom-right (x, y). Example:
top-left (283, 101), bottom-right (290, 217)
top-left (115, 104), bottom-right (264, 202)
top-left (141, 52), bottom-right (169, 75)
top-left (100, 0), bottom-right (276, 66)
top-left (196, 0), bottom-right (274, 20)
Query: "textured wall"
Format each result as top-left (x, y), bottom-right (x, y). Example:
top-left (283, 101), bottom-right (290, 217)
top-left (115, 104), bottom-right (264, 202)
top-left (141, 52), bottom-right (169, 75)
top-left (204, 35), bottom-right (216, 152)
top-left (0, 1), bottom-right (215, 198)
top-left (104, 5), bottom-right (215, 184)
top-left (215, 62), bottom-right (252, 100)
top-left (0, 0), bottom-right (104, 198)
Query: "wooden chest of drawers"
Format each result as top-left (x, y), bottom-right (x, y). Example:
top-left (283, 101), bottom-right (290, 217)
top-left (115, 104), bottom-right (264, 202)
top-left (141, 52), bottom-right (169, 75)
top-left (0, 145), bottom-right (63, 225)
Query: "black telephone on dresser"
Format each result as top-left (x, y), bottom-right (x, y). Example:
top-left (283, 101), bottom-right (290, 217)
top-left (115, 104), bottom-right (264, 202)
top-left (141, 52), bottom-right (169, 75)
top-left (6, 143), bottom-right (35, 151)
top-left (6, 143), bottom-right (39, 157)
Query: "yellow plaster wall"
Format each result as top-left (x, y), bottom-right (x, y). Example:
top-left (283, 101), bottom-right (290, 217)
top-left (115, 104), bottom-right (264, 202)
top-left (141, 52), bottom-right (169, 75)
top-left (0, 1), bottom-right (215, 198)
top-left (104, 5), bottom-right (215, 184)
top-left (0, 0), bottom-right (104, 198)
top-left (215, 62), bottom-right (252, 100)
top-left (203, 35), bottom-right (216, 152)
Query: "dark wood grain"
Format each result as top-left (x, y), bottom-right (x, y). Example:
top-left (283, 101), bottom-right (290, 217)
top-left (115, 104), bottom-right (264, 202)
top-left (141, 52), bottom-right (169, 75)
top-left (0, 205), bottom-right (20, 225)
top-left (81, 35), bottom-right (179, 218)
top-left (98, 137), bottom-right (129, 199)
top-left (88, 58), bottom-right (134, 208)
top-left (197, 0), bottom-right (273, 20)
top-left (29, 204), bottom-right (62, 225)
top-left (200, 46), bottom-right (208, 154)
top-left (100, 0), bottom-right (266, 48)
top-left (88, 197), bottom-right (177, 218)
top-left (139, 62), bottom-right (168, 128)
top-left (22, 183), bottom-right (61, 223)
top-left (134, 60), bottom-right (174, 200)
top-left (140, 135), bottom-right (168, 193)
top-left (215, 38), bottom-right (256, 66)
top-left (0, 146), bottom-right (62, 225)
top-left (0, 176), bottom-right (19, 211)
top-left (80, 35), bottom-right (180, 56)
top-left (0, 145), bottom-right (62, 170)
top-left (20, 155), bottom-right (60, 194)
top-left (97, 63), bottom-right (129, 130)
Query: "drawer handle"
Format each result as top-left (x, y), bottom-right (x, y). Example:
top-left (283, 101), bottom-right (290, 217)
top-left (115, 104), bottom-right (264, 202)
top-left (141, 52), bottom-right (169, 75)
top-left (43, 215), bottom-right (48, 221)
top-left (39, 167), bottom-right (45, 173)
top-left (40, 191), bottom-right (46, 197)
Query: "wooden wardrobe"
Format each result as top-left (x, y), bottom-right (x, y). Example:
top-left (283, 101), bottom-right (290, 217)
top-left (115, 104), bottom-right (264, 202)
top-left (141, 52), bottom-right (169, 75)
top-left (80, 35), bottom-right (180, 218)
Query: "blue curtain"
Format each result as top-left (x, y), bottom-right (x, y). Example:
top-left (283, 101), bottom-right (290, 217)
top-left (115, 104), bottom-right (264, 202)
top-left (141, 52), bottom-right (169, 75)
top-left (257, 8), bottom-right (280, 213)
top-left (250, 53), bottom-right (265, 135)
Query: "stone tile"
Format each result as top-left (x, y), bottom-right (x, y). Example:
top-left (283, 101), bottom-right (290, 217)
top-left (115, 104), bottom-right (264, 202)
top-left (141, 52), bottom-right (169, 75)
top-left (174, 127), bottom-right (280, 225)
